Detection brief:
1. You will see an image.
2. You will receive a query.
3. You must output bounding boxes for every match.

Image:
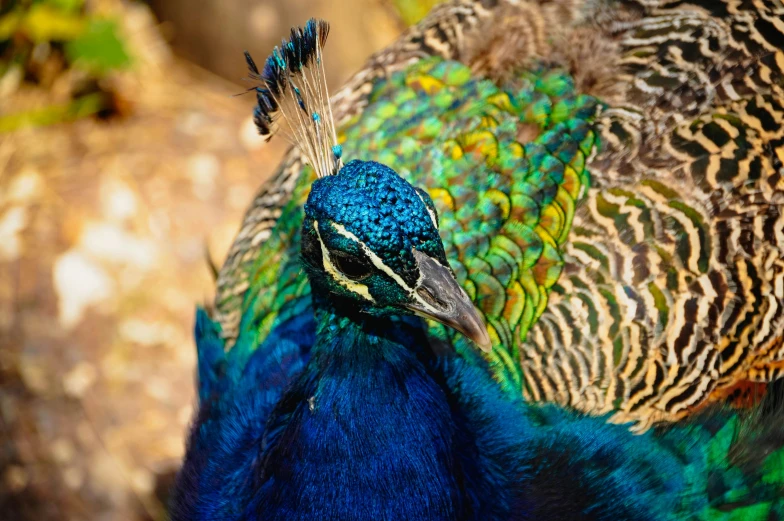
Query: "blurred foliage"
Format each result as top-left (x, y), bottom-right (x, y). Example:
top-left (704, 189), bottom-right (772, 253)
top-left (0, 89), bottom-right (103, 130)
top-left (0, 0), bottom-right (131, 131)
top-left (64, 18), bottom-right (129, 73)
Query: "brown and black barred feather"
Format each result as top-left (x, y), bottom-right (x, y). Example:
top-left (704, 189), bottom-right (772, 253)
top-left (214, 0), bottom-right (784, 428)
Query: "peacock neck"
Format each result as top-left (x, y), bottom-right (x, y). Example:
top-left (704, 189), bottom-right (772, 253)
top-left (309, 293), bottom-right (433, 366)
top-left (256, 292), bottom-right (469, 520)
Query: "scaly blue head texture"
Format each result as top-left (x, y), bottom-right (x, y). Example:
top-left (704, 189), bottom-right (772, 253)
top-left (305, 160), bottom-right (445, 278)
top-left (301, 159), bottom-right (450, 313)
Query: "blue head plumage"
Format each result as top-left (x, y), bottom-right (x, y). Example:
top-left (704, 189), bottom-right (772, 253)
top-left (300, 160), bottom-right (489, 349)
top-left (300, 160), bottom-right (447, 310)
top-left (248, 20), bottom-right (490, 349)
top-left (305, 160), bottom-right (446, 283)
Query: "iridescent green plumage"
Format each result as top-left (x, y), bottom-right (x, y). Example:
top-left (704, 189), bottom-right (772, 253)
top-left (216, 1), bottom-right (784, 429)
top-left (342, 59), bottom-right (597, 391)
top-left (225, 58), bottom-right (597, 395)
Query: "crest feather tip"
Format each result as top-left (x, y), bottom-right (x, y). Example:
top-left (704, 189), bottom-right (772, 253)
top-left (246, 18), bottom-right (341, 178)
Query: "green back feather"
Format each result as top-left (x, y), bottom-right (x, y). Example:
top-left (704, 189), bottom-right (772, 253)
top-left (228, 57), bottom-right (597, 394)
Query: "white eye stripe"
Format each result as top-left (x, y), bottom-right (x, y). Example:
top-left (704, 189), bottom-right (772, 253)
top-left (313, 220), bottom-right (375, 302)
top-left (415, 191), bottom-right (438, 229)
top-left (329, 222), bottom-right (443, 316)
top-left (331, 222), bottom-right (411, 291)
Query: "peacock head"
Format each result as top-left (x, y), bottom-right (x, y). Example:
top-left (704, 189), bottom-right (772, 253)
top-left (300, 159), bottom-right (491, 351)
top-left (247, 18), bottom-right (490, 351)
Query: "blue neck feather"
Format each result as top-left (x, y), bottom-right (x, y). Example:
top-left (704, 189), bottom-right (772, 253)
top-left (239, 282), bottom-right (569, 521)
top-left (176, 294), bottom-right (688, 521)
top-left (240, 293), bottom-right (687, 521)
top-left (248, 295), bottom-right (471, 520)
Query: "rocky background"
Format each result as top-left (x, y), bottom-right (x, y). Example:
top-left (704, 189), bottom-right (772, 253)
top-left (0, 1), bottom-right (413, 519)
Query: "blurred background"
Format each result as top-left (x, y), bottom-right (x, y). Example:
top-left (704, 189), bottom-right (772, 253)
top-left (0, 0), bottom-right (431, 519)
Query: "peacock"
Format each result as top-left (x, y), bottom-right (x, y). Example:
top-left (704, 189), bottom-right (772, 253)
top-left (171, 2), bottom-right (784, 520)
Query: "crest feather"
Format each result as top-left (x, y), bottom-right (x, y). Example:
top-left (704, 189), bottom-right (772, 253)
top-left (246, 19), bottom-right (342, 178)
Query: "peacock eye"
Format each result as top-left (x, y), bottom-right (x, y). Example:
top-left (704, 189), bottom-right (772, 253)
top-left (330, 251), bottom-right (372, 281)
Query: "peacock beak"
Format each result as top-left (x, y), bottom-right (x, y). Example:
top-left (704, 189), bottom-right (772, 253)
top-left (405, 250), bottom-right (492, 352)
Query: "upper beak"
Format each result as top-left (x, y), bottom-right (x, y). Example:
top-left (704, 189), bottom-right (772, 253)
top-left (405, 250), bottom-right (492, 352)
